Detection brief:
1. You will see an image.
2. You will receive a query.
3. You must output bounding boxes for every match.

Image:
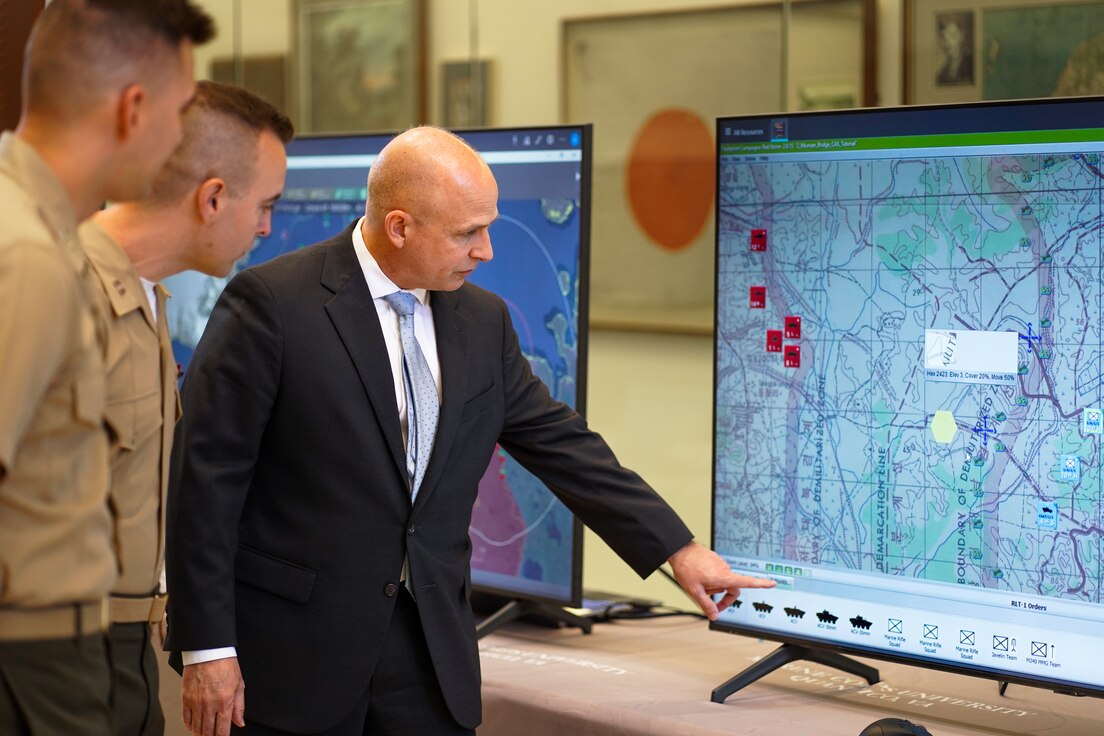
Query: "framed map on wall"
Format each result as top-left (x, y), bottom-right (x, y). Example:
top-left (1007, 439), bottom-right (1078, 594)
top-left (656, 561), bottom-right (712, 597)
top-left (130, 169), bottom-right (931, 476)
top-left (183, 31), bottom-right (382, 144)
top-left (906, 0), bottom-right (1104, 103)
top-left (563, 1), bottom-right (873, 333)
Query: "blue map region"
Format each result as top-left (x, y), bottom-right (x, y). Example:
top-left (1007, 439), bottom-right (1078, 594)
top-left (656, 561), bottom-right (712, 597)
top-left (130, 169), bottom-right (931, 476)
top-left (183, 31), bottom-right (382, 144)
top-left (165, 195), bottom-right (582, 600)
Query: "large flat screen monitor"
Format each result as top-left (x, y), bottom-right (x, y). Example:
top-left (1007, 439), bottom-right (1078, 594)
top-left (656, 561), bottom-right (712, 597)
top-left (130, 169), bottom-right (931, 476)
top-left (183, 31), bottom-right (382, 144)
top-left (166, 124), bottom-right (591, 611)
top-left (712, 97), bottom-right (1104, 698)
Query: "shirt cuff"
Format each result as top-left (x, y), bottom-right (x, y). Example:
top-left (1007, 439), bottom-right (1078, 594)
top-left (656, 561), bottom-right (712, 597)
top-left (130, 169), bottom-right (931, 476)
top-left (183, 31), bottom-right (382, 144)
top-left (182, 647), bottom-right (238, 666)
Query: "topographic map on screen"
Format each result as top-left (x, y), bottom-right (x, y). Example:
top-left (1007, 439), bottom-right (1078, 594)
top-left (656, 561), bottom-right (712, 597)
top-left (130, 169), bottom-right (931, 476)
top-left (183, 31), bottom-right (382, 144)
top-left (715, 151), bottom-right (1102, 605)
top-left (166, 192), bottom-right (582, 601)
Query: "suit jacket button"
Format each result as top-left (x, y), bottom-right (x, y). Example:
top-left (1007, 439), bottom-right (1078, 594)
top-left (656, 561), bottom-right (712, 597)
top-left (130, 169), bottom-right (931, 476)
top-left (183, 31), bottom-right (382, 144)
top-left (407, 524), bottom-right (416, 534)
top-left (384, 583), bottom-right (398, 597)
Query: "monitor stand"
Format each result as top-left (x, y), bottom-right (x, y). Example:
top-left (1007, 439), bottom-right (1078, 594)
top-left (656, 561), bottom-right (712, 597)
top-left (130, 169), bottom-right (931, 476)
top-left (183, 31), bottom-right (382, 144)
top-left (476, 599), bottom-right (593, 639)
top-left (711, 643), bottom-right (880, 703)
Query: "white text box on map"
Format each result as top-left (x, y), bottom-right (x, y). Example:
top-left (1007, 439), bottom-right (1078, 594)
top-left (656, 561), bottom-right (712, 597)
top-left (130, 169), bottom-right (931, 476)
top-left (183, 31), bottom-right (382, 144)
top-left (924, 329), bottom-right (1018, 386)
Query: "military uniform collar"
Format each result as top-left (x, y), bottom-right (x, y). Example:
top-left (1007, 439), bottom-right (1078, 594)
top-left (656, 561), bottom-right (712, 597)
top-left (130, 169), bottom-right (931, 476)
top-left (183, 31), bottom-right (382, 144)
top-left (81, 219), bottom-right (156, 330)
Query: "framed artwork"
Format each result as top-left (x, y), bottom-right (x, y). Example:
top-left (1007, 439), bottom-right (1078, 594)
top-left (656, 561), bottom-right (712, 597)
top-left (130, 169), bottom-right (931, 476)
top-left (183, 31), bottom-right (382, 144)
top-left (797, 81), bottom-right (860, 110)
top-left (292, 0), bottom-right (426, 133)
top-left (563, 1), bottom-right (874, 332)
top-left (905, 0), bottom-right (1104, 104)
top-left (210, 55), bottom-right (288, 115)
top-left (441, 59), bottom-right (492, 128)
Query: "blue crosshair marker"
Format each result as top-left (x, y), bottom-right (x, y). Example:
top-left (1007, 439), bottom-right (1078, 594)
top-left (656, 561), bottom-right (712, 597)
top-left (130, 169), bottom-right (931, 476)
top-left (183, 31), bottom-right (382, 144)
top-left (1018, 322), bottom-right (1041, 354)
top-left (973, 415), bottom-right (997, 447)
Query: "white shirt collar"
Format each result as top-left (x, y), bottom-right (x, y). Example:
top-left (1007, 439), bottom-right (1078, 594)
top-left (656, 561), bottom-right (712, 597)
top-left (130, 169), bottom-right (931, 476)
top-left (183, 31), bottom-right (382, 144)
top-left (139, 277), bottom-right (159, 321)
top-left (351, 216), bottom-right (429, 306)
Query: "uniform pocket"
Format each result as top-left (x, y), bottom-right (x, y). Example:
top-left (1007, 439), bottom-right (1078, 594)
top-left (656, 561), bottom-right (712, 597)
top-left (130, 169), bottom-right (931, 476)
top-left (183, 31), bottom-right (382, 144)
top-left (104, 388), bottom-right (160, 452)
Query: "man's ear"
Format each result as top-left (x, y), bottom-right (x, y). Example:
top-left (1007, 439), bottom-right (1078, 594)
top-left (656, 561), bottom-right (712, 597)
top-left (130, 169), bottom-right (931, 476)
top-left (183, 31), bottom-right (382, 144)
top-left (116, 84), bottom-right (145, 141)
top-left (196, 178), bottom-right (227, 223)
top-left (383, 209), bottom-right (412, 248)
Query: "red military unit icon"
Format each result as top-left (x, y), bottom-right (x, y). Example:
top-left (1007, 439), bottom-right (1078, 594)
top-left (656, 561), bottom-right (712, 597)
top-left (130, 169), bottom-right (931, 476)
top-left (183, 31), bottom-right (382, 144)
top-left (750, 286), bottom-right (766, 308)
top-left (766, 330), bottom-right (783, 353)
top-left (750, 229), bottom-right (767, 252)
top-left (784, 315), bottom-right (801, 339)
top-left (784, 345), bottom-right (801, 368)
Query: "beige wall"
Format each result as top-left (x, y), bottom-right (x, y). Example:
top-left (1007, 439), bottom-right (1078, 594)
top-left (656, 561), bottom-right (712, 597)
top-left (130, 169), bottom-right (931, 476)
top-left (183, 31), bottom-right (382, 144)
top-left (582, 330), bottom-right (714, 606)
top-left (194, 0), bottom-right (903, 117)
top-left (191, 0), bottom-right (905, 608)
top-left (193, 0), bottom-right (290, 79)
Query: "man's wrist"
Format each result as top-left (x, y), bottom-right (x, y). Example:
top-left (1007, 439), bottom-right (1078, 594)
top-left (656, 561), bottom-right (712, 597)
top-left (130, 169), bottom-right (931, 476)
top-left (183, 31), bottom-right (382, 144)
top-left (667, 540), bottom-right (698, 565)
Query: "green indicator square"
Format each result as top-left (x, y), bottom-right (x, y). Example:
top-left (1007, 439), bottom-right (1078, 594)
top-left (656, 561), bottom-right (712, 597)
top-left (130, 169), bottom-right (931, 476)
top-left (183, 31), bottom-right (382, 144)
top-left (794, 568), bottom-right (803, 576)
top-left (784, 567), bottom-right (794, 575)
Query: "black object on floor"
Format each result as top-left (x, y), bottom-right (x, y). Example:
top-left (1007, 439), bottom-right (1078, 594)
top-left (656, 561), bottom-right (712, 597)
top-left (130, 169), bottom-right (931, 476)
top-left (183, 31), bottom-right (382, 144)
top-left (858, 717), bottom-right (933, 736)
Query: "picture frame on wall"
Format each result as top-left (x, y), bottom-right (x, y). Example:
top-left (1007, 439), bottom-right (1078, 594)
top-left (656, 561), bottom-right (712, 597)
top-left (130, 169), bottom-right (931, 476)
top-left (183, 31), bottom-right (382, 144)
top-left (563, 0), bottom-right (874, 333)
top-left (292, 0), bottom-right (426, 133)
top-left (441, 59), bottom-right (492, 128)
top-left (210, 55), bottom-right (288, 115)
top-left (905, 0), bottom-right (1104, 104)
top-left (933, 10), bottom-right (975, 87)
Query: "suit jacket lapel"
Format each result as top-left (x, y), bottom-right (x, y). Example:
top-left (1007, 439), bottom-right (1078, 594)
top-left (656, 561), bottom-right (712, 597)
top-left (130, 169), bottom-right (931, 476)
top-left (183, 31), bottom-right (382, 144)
top-left (413, 287), bottom-right (469, 511)
top-left (321, 224), bottom-right (408, 485)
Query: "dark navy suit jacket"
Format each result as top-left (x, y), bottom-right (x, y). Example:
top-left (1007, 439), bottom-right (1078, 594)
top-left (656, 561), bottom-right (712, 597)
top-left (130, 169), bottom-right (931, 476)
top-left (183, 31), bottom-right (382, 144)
top-left (165, 222), bottom-right (692, 732)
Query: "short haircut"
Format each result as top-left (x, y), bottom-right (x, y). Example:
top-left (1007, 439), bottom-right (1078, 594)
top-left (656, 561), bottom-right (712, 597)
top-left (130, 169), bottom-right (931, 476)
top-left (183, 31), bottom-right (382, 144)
top-left (147, 81), bottom-right (295, 206)
top-left (23, 0), bottom-right (215, 118)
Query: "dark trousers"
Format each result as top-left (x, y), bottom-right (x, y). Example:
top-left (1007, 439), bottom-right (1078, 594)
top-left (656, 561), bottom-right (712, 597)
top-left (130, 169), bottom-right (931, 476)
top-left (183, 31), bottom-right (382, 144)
top-left (0, 633), bottom-right (113, 735)
top-left (234, 589), bottom-right (473, 736)
top-left (109, 622), bottom-right (165, 736)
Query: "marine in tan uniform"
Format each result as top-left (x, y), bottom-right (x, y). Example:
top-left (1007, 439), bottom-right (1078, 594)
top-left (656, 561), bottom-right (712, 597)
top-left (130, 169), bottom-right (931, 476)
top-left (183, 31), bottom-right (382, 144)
top-left (0, 2), bottom-right (213, 734)
top-left (81, 80), bottom-right (293, 736)
top-left (0, 127), bottom-right (115, 736)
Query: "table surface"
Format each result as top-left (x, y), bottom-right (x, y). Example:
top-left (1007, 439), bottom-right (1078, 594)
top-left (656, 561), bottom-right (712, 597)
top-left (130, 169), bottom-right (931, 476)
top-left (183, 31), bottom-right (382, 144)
top-left (476, 615), bottom-right (1104, 735)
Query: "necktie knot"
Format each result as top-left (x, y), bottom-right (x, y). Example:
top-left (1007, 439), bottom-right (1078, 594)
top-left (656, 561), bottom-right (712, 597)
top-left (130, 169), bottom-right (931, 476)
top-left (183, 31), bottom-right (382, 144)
top-left (384, 291), bottom-right (417, 318)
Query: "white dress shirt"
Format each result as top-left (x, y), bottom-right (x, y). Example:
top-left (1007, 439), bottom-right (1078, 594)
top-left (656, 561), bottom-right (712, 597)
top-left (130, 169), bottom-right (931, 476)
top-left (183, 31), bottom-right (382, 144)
top-left (183, 219), bottom-right (442, 667)
top-left (140, 277), bottom-right (158, 321)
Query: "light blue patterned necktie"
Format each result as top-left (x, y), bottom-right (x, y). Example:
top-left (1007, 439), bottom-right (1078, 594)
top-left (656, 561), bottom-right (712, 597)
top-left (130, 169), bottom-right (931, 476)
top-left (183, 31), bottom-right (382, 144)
top-left (384, 291), bottom-right (439, 501)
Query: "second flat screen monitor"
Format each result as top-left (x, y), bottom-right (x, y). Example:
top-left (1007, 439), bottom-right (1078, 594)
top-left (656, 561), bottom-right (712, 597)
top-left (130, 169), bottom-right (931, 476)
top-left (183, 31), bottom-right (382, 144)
top-left (165, 125), bottom-right (592, 607)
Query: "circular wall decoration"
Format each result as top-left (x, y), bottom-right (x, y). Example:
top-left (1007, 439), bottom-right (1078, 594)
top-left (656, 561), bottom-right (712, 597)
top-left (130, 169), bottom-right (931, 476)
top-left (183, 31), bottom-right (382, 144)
top-left (625, 108), bottom-right (714, 252)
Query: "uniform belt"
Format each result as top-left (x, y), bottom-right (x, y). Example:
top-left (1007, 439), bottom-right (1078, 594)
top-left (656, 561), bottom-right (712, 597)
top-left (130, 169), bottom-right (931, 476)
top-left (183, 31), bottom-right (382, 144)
top-left (109, 593), bottom-right (168, 625)
top-left (0, 600), bottom-right (109, 641)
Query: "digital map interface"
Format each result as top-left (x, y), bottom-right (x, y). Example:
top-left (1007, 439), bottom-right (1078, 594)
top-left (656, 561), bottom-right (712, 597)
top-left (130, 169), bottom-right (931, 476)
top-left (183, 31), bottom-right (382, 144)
top-left (715, 148), bottom-right (1104, 606)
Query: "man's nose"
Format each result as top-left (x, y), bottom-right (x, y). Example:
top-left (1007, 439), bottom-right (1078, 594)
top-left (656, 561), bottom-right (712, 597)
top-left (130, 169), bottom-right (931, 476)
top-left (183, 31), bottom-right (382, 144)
top-left (473, 231), bottom-right (493, 262)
